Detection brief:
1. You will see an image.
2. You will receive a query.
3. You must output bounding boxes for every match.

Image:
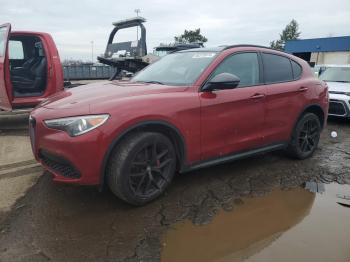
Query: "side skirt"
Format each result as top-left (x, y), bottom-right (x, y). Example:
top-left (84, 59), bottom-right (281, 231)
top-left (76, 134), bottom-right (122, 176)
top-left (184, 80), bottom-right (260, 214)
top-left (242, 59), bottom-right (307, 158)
top-left (181, 143), bottom-right (288, 173)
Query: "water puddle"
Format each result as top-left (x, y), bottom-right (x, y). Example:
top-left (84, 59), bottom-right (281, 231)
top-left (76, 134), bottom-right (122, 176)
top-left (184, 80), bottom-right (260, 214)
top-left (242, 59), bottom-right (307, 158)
top-left (161, 183), bottom-right (350, 262)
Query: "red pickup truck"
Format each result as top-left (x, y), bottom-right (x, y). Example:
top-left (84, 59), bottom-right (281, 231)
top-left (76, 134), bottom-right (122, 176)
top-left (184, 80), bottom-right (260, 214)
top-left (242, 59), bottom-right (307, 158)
top-left (0, 23), bottom-right (64, 112)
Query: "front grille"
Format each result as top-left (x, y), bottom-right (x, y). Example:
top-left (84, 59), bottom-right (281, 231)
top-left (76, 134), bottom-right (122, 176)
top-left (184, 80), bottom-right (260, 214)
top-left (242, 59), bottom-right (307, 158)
top-left (329, 100), bottom-right (347, 116)
top-left (39, 150), bottom-right (81, 178)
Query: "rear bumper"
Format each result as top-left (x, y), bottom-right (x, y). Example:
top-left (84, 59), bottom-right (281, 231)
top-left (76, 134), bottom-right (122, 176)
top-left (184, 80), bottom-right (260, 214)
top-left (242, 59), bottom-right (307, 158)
top-left (328, 94), bottom-right (350, 118)
top-left (29, 115), bottom-right (109, 185)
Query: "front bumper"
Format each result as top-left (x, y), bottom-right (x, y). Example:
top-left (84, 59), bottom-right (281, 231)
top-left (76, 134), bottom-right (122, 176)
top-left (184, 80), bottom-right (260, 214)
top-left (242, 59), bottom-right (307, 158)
top-left (29, 114), bottom-right (109, 185)
top-left (328, 93), bottom-right (350, 118)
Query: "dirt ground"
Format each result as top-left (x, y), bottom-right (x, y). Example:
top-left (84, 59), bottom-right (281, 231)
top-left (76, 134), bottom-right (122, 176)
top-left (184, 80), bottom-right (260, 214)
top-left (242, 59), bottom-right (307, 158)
top-left (0, 116), bottom-right (349, 262)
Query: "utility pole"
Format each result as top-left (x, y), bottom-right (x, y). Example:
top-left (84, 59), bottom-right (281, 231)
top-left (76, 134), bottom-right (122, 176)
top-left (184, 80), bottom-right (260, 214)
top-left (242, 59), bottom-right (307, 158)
top-left (134, 9), bottom-right (140, 41)
top-left (90, 41), bottom-right (94, 63)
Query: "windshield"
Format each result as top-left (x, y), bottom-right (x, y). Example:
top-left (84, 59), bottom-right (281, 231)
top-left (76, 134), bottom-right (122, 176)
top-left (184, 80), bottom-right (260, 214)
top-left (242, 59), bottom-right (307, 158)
top-left (319, 67), bottom-right (350, 83)
top-left (131, 51), bottom-right (217, 86)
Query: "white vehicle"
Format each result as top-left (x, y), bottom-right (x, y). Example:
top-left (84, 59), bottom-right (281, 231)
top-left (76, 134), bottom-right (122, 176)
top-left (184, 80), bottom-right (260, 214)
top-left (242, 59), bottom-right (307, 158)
top-left (319, 65), bottom-right (350, 118)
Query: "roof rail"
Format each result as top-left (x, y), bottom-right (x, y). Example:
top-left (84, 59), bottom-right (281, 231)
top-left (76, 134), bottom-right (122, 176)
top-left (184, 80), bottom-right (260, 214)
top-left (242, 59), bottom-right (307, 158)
top-left (222, 44), bottom-right (288, 53)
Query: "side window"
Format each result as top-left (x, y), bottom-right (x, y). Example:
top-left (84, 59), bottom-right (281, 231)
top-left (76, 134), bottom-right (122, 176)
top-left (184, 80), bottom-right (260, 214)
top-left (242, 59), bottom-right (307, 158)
top-left (291, 60), bottom-right (302, 79)
top-left (210, 52), bottom-right (260, 87)
top-left (0, 27), bottom-right (7, 57)
top-left (9, 40), bottom-right (24, 60)
top-left (262, 53), bottom-right (293, 83)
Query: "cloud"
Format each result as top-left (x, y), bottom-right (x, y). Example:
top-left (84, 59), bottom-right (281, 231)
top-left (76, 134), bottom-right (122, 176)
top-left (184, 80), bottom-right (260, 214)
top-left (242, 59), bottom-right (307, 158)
top-left (2, 0), bottom-right (350, 61)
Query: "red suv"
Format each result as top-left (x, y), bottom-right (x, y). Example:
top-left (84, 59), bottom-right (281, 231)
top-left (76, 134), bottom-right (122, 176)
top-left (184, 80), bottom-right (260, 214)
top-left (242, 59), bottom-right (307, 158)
top-left (29, 45), bottom-right (329, 205)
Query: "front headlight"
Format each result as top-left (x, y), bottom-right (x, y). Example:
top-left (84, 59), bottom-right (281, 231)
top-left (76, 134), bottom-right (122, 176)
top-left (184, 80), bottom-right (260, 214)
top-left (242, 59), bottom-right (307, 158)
top-left (44, 114), bottom-right (110, 137)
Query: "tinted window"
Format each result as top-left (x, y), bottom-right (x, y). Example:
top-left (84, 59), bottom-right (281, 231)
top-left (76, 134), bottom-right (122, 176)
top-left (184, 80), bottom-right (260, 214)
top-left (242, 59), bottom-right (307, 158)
top-left (9, 40), bottom-right (24, 59)
top-left (262, 53), bottom-right (293, 83)
top-left (291, 60), bottom-right (302, 79)
top-left (211, 52), bottom-right (260, 87)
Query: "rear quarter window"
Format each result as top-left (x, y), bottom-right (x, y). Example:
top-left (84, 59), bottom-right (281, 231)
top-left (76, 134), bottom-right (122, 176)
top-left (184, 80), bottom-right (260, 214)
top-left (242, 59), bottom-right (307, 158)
top-left (291, 60), bottom-right (302, 79)
top-left (262, 53), bottom-right (293, 84)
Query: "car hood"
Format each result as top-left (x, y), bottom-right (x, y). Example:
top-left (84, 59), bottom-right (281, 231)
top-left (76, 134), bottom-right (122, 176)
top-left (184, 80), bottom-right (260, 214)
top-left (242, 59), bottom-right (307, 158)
top-left (326, 81), bottom-right (350, 93)
top-left (40, 81), bottom-right (188, 110)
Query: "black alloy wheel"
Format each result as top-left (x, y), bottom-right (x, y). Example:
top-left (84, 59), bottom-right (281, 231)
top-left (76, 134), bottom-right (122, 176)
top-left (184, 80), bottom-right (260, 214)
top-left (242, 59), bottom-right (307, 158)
top-left (286, 112), bottom-right (321, 159)
top-left (298, 118), bottom-right (320, 153)
top-left (107, 132), bottom-right (176, 205)
top-left (129, 139), bottom-right (174, 198)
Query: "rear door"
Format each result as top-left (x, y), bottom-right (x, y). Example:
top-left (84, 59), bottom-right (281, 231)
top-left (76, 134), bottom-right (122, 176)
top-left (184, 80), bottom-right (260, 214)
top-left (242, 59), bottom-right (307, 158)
top-left (0, 23), bottom-right (12, 110)
top-left (262, 52), bottom-right (305, 144)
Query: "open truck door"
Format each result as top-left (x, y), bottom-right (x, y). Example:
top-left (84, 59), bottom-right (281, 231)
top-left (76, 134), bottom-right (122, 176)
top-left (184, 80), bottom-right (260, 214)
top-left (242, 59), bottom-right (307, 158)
top-left (0, 23), bottom-right (12, 110)
top-left (0, 23), bottom-right (64, 112)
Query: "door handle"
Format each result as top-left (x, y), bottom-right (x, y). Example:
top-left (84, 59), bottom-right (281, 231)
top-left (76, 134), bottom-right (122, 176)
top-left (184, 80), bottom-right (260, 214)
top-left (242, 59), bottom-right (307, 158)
top-left (250, 93), bottom-right (265, 99)
top-left (298, 87), bottom-right (308, 92)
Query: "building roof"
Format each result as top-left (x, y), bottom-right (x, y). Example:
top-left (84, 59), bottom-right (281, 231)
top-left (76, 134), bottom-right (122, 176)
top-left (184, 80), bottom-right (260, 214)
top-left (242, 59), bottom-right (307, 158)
top-left (285, 36), bottom-right (350, 53)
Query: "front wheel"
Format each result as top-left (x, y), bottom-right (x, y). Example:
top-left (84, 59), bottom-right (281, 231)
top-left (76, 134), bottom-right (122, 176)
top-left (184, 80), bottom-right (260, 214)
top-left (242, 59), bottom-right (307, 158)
top-left (107, 132), bottom-right (176, 205)
top-left (286, 113), bottom-right (321, 159)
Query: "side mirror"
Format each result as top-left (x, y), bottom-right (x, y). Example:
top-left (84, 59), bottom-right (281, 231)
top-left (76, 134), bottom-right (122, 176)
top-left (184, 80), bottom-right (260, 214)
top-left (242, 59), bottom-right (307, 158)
top-left (202, 73), bottom-right (240, 92)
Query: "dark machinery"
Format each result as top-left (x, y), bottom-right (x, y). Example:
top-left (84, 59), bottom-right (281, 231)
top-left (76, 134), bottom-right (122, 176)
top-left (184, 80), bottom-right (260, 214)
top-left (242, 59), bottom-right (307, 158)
top-left (98, 17), bottom-right (205, 79)
top-left (153, 42), bottom-right (204, 57)
top-left (98, 17), bottom-right (149, 76)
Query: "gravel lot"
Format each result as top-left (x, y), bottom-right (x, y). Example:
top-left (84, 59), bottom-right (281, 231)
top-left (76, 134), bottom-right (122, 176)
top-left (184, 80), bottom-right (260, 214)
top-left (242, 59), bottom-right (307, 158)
top-left (0, 116), bottom-right (349, 262)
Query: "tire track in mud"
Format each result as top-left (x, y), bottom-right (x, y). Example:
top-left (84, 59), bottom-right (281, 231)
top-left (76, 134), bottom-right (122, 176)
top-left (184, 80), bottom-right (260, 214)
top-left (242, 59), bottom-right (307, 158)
top-left (0, 160), bottom-right (42, 180)
top-left (0, 159), bottom-right (37, 171)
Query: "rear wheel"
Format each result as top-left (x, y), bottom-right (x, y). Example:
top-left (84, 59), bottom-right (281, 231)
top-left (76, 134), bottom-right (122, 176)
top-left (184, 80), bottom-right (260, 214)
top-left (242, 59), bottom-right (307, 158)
top-left (286, 113), bottom-right (321, 159)
top-left (107, 132), bottom-right (176, 205)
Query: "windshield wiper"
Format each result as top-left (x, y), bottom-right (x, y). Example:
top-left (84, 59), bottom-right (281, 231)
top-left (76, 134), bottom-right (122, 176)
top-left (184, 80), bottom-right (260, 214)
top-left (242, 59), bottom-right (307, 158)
top-left (137, 80), bottom-right (165, 85)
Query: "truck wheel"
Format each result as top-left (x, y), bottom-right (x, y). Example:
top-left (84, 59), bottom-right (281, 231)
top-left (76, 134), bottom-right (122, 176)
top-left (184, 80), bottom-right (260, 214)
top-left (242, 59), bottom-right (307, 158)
top-left (107, 132), bottom-right (176, 205)
top-left (286, 113), bottom-right (321, 159)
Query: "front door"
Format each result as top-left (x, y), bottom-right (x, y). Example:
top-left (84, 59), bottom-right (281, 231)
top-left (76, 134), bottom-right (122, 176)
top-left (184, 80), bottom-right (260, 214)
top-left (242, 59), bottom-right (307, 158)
top-left (0, 23), bottom-right (12, 110)
top-left (200, 52), bottom-right (266, 161)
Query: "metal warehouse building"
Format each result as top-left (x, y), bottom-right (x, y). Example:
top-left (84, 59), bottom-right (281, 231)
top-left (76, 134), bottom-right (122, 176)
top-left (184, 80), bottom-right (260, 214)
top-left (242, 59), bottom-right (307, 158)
top-left (285, 36), bottom-right (350, 65)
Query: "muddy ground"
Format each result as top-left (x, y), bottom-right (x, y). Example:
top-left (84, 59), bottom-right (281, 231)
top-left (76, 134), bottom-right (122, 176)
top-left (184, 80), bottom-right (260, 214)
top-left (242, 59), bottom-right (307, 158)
top-left (0, 116), bottom-right (349, 262)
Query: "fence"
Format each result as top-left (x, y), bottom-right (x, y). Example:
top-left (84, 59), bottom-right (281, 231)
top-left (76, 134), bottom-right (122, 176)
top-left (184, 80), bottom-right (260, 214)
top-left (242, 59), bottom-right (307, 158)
top-left (63, 65), bottom-right (117, 80)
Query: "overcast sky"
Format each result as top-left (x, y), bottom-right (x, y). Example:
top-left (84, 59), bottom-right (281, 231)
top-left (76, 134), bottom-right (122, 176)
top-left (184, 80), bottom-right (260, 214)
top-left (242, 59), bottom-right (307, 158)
top-left (2, 0), bottom-right (350, 61)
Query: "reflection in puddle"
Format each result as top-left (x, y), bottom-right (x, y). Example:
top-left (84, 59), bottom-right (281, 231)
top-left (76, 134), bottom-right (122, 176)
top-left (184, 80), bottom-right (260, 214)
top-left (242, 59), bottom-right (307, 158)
top-left (162, 187), bottom-right (314, 262)
top-left (162, 183), bottom-right (350, 262)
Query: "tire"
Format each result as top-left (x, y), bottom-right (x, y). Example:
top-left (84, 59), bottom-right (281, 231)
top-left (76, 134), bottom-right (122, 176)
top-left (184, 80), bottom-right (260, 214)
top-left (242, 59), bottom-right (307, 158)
top-left (107, 132), bottom-right (177, 205)
top-left (286, 113), bottom-right (321, 159)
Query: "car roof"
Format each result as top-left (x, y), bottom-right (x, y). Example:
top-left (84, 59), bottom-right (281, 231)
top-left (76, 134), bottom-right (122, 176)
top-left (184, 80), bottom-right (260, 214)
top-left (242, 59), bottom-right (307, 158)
top-left (176, 44), bottom-right (308, 67)
top-left (178, 44), bottom-right (291, 54)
